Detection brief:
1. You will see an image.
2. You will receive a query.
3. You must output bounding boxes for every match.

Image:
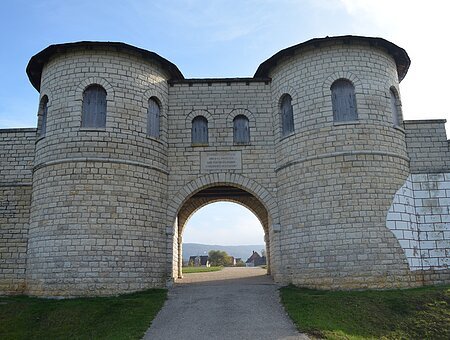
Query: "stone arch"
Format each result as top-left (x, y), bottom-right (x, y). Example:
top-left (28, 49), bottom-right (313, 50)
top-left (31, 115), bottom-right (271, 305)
top-left (142, 89), bottom-right (166, 113)
top-left (178, 196), bottom-right (269, 236)
top-left (38, 87), bottom-right (53, 108)
top-left (227, 109), bottom-right (253, 145)
top-left (388, 85), bottom-right (404, 128)
top-left (322, 72), bottom-right (361, 123)
top-left (74, 77), bottom-right (114, 128)
top-left (142, 89), bottom-right (167, 142)
top-left (185, 109), bottom-right (214, 130)
top-left (322, 71), bottom-right (362, 98)
top-left (273, 85), bottom-right (299, 107)
top-left (36, 93), bottom-right (50, 138)
top-left (227, 108), bottom-right (256, 126)
top-left (176, 194), bottom-right (271, 278)
top-left (74, 77), bottom-right (115, 101)
top-left (167, 173), bottom-right (279, 231)
top-left (387, 84), bottom-right (402, 107)
top-left (272, 85), bottom-right (300, 139)
top-left (169, 176), bottom-right (278, 280)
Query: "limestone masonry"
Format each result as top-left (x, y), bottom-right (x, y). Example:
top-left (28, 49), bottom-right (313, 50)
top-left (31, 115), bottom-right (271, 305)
top-left (1, 35), bottom-right (449, 297)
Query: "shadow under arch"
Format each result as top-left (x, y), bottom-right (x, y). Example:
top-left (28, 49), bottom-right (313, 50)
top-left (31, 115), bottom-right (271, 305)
top-left (166, 174), bottom-right (280, 283)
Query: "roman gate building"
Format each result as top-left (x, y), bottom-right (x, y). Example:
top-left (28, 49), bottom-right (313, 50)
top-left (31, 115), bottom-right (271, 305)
top-left (1, 35), bottom-right (449, 297)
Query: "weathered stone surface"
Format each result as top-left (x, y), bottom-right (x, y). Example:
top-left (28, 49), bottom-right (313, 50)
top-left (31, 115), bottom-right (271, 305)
top-left (0, 36), bottom-right (449, 296)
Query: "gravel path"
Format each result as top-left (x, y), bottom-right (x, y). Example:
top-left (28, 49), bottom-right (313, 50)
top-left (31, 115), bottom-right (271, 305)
top-left (144, 267), bottom-right (309, 340)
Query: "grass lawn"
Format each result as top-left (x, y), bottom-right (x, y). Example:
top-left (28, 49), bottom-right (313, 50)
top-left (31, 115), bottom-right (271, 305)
top-left (182, 266), bottom-right (223, 273)
top-left (0, 289), bottom-right (167, 340)
top-left (280, 285), bottom-right (450, 340)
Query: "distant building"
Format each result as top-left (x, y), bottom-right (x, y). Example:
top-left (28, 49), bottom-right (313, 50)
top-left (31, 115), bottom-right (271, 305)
top-left (189, 255), bottom-right (210, 267)
top-left (245, 251), bottom-right (266, 267)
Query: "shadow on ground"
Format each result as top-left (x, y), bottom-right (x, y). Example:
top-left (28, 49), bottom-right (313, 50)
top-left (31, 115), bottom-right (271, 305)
top-left (144, 267), bottom-right (308, 340)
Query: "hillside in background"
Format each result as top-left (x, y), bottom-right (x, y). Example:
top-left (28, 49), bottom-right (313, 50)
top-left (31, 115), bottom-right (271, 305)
top-left (182, 243), bottom-right (265, 262)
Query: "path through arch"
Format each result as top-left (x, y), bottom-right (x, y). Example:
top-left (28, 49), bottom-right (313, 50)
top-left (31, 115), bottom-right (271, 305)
top-left (167, 182), bottom-right (280, 283)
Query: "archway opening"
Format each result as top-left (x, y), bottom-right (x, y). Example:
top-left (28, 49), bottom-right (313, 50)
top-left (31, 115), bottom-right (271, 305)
top-left (171, 185), bottom-right (272, 281)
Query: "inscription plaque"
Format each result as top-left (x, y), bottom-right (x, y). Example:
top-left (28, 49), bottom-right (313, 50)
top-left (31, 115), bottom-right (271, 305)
top-left (201, 151), bottom-right (242, 172)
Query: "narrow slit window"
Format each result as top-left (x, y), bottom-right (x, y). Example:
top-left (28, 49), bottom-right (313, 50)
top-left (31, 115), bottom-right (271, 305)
top-left (331, 79), bottom-right (357, 122)
top-left (280, 94), bottom-right (294, 136)
top-left (192, 116), bottom-right (208, 145)
top-left (233, 115), bottom-right (250, 144)
top-left (147, 98), bottom-right (160, 138)
top-left (82, 85), bottom-right (107, 128)
top-left (39, 96), bottom-right (48, 137)
top-left (390, 89), bottom-right (401, 127)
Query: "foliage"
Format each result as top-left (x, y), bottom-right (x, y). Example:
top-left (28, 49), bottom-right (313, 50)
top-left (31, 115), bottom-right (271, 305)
top-left (235, 259), bottom-right (246, 267)
top-left (0, 289), bottom-right (167, 340)
top-left (208, 250), bottom-right (232, 266)
top-left (280, 285), bottom-right (450, 340)
top-left (182, 266), bottom-right (223, 273)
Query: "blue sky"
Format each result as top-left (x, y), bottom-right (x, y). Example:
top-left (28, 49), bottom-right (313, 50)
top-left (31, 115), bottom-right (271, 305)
top-left (1, 0), bottom-right (449, 245)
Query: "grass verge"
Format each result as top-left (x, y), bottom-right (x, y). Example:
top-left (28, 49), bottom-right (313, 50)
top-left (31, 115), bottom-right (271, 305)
top-left (182, 266), bottom-right (223, 273)
top-left (280, 285), bottom-right (449, 340)
top-left (0, 289), bottom-right (167, 340)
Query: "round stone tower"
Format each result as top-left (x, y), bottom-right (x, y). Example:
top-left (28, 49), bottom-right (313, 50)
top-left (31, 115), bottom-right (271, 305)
top-left (26, 42), bottom-right (183, 296)
top-left (255, 36), bottom-right (414, 288)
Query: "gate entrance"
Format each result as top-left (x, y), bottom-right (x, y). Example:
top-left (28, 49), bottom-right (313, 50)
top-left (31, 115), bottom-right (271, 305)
top-left (171, 185), bottom-right (274, 281)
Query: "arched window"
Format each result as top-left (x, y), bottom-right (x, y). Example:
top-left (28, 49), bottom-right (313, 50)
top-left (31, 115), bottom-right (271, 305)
top-left (233, 115), bottom-right (250, 145)
top-left (147, 98), bottom-right (160, 138)
top-left (82, 85), bottom-right (107, 128)
top-left (39, 95), bottom-right (48, 137)
top-left (390, 88), bottom-right (401, 127)
top-left (192, 116), bottom-right (208, 145)
top-left (331, 79), bottom-right (357, 122)
top-left (280, 94), bottom-right (294, 136)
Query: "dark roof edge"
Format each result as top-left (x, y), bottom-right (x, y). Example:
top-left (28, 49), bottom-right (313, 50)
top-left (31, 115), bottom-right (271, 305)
top-left (254, 35), bottom-right (411, 82)
top-left (168, 77), bottom-right (271, 85)
top-left (404, 119), bottom-right (447, 124)
top-left (0, 128), bottom-right (37, 133)
top-left (26, 41), bottom-right (184, 91)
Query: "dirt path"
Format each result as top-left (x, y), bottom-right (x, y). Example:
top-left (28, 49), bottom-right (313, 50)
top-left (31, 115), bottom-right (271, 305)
top-left (144, 267), bottom-right (309, 340)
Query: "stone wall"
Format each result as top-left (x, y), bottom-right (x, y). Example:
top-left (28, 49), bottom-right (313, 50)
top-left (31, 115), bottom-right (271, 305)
top-left (1, 37), bottom-right (450, 296)
top-left (387, 173), bottom-right (450, 270)
top-left (0, 129), bottom-right (35, 293)
top-left (175, 194), bottom-right (270, 278)
top-left (405, 120), bottom-right (450, 173)
top-left (385, 119), bottom-right (450, 285)
top-left (166, 80), bottom-right (281, 281)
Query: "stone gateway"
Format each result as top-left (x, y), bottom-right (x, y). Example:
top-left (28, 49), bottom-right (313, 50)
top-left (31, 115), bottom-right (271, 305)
top-left (1, 35), bottom-right (449, 297)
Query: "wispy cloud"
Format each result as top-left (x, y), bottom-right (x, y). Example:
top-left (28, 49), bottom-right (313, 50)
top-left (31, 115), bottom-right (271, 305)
top-left (333, 0), bottom-right (450, 131)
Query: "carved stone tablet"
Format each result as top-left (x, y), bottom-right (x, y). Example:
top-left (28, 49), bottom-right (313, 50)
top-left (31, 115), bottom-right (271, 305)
top-left (201, 151), bottom-right (242, 172)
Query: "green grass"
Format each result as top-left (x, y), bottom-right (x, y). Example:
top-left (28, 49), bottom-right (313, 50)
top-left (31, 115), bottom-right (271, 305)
top-left (280, 285), bottom-right (450, 340)
top-left (0, 289), bottom-right (167, 340)
top-left (182, 266), bottom-right (223, 273)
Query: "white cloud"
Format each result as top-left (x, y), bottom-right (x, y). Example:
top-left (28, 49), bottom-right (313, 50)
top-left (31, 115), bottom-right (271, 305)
top-left (337, 0), bottom-right (450, 131)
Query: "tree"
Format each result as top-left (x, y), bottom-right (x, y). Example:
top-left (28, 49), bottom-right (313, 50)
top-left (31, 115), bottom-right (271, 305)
top-left (208, 250), bottom-right (232, 266)
top-left (235, 259), bottom-right (245, 267)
